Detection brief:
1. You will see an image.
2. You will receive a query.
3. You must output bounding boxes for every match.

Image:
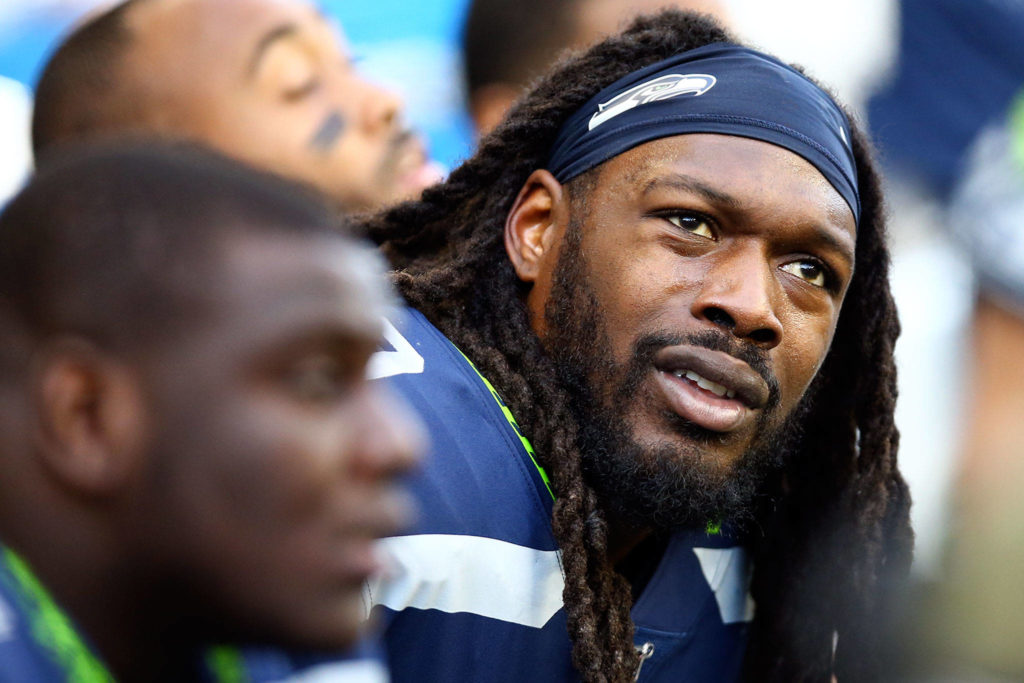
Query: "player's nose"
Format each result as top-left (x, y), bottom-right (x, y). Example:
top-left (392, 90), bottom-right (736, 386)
top-left (350, 384), bottom-right (426, 480)
top-left (357, 77), bottom-right (403, 135)
top-left (690, 244), bottom-right (783, 349)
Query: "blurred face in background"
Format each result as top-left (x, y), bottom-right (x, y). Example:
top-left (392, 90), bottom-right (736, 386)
top-left (468, 0), bottom-right (730, 137)
top-left (124, 0), bottom-right (442, 211)
top-left (572, 0), bottom-right (728, 50)
top-left (131, 233), bottom-right (423, 648)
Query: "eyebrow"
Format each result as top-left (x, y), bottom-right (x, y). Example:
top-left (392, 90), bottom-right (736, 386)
top-left (247, 24), bottom-right (299, 78)
top-left (289, 323), bottom-right (383, 349)
top-left (643, 172), bottom-right (855, 263)
top-left (642, 173), bottom-right (742, 208)
top-left (811, 224), bottom-right (856, 265)
top-left (242, 309), bottom-right (384, 356)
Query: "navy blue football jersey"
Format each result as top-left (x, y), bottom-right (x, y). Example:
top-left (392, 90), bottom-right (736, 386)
top-left (367, 308), bottom-right (752, 682)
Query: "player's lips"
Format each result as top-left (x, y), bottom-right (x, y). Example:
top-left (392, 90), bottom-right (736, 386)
top-left (653, 345), bottom-right (770, 433)
top-left (333, 487), bottom-right (416, 580)
top-left (341, 487), bottom-right (417, 540)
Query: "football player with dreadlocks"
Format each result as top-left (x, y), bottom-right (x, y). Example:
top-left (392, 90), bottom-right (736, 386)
top-left (362, 10), bottom-right (911, 683)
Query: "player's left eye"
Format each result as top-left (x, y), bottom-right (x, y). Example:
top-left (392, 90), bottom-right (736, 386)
top-left (780, 260), bottom-right (828, 288)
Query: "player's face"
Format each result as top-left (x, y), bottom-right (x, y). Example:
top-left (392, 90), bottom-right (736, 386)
top-left (532, 134), bottom-right (856, 493)
top-left (130, 234), bottom-right (421, 648)
top-left (127, 0), bottom-right (442, 211)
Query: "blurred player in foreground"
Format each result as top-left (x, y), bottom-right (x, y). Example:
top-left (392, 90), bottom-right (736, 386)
top-left (0, 143), bottom-right (422, 681)
top-left (32, 0), bottom-right (443, 212)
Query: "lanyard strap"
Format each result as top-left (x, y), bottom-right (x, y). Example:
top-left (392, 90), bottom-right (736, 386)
top-left (450, 344), bottom-right (555, 501)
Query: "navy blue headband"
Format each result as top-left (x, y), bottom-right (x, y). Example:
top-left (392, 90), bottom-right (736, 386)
top-left (546, 43), bottom-right (860, 224)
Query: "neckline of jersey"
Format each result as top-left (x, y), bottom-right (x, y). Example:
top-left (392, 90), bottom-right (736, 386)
top-left (0, 543), bottom-right (115, 682)
top-left (442, 338), bottom-right (728, 534)
top-left (448, 343), bottom-right (555, 501)
top-left (0, 543), bottom-right (248, 683)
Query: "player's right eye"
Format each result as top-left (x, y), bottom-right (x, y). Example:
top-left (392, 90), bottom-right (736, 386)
top-left (281, 76), bottom-right (321, 102)
top-left (284, 354), bottom-right (349, 403)
top-left (258, 40), bottom-right (322, 102)
top-left (663, 212), bottom-right (715, 239)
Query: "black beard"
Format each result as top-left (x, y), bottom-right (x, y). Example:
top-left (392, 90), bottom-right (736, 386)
top-left (542, 218), bottom-right (799, 533)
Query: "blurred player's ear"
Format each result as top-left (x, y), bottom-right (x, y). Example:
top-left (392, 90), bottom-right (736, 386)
top-left (32, 338), bottom-right (147, 497)
top-left (504, 169), bottom-right (567, 284)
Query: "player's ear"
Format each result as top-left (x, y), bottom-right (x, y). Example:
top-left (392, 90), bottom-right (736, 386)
top-left (504, 169), bottom-right (569, 284)
top-left (31, 337), bottom-right (148, 497)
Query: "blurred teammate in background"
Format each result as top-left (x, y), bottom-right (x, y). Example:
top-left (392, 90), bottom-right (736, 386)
top-left (900, 88), bottom-right (1024, 683)
top-left (31, 0), bottom-right (443, 212)
top-left (0, 143), bottom-right (422, 681)
top-left (461, 0), bottom-right (728, 137)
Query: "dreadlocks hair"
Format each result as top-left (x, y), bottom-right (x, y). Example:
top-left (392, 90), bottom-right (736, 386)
top-left (364, 9), bottom-right (912, 682)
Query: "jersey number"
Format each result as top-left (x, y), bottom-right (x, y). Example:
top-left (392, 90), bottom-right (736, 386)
top-left (367, 319), bottom-right (424, 379)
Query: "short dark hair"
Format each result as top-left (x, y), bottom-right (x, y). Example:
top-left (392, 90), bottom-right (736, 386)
top-left (32, 0), bottom-right (145, 158)
top-left (461, 0), bottom-right (584, 100)
top-left (0, 142), bottom-right (344, 377)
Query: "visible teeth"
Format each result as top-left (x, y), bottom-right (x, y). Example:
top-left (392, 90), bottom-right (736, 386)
top-left (680, 370), bottom-right (733, 398)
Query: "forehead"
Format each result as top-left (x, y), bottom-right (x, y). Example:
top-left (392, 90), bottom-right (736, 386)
top-left (208, 232), bottom-right (390, 344)
top-left (127, 0), bottom-right (339, 70)
top-left (589, 133), bottom-right (856, 236)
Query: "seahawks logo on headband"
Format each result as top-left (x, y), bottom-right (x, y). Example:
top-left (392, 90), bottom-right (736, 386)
top-left (588, 73), bottom-right (717, 131)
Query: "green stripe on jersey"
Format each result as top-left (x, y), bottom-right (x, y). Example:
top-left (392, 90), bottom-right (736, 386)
top-left (450, 345), bottom-right (555, 500)
top-left (0, 546), bottom-right (115, 683)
